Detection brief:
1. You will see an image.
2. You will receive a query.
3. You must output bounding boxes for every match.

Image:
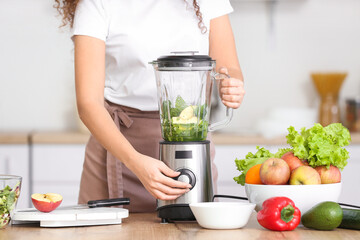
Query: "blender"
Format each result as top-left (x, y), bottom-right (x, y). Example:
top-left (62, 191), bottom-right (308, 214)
top-left (150, 52), bottom-right (233, 223)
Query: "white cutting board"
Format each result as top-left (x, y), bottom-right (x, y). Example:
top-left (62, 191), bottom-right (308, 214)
top-left (11, 207), bottom-right (129, 227)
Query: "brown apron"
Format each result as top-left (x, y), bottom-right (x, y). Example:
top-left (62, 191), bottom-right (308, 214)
top-left (78, 100), bottom-right (217, 212)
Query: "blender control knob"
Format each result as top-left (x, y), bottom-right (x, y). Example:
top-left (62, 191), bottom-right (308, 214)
top-left (178, 175), bottom-right (190, 184)
top-left (176, 168), bottom-right (196, 190)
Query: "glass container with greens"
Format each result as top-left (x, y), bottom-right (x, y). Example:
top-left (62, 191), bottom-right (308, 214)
top-left (0, 175), bottom-right (22, 229)
top-left (151, 52), bottom-right (232, 142)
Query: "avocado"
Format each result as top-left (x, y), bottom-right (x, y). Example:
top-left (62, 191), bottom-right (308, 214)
top-left (301, 201), bottom-right (343, 230)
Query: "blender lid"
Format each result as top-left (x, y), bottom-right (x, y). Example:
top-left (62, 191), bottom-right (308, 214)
top-left (151, 52), bottom-right (215, 70)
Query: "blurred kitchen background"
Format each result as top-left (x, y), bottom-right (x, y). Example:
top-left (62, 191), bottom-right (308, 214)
top-left (0, 0), bottom-right (360, 134)
top-left (1, 0), bottom-right (360, 208)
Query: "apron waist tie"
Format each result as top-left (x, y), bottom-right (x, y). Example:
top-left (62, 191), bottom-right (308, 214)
top-left (116, 110), bottom-right (134, 128)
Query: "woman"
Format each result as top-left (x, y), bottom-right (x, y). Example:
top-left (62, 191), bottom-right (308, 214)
top-left (55, 0), bottom-right (245, 212)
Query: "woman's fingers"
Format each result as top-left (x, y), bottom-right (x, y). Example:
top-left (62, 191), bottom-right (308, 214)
top-left (150, 188), bottom-right (186, 201)
top-left (218, 76), bottom-right (245, 109)
top-left (159, 173), bottom-right (192, 189)
top-left (220, 86), bottom-right (243, 95)
top-left (159, 162), bottom-right (181, 178)
top-left (152, 189), bottom-right (181, 201)
top-left (158, 163), bottom-right (192, 189)
top-left (221, 94), bottom-right (243, 102)
top-left (220, 77), bottom-right (243, 87)
top-left (130, 155), bottom-right (193, 201)
top-left (143, 161), bottom-right (192, 200)
top-left (151, 181), bottom-right (190, 195)
top-left (147, 178), bottom-right (189, 200)
top-left (221, 99), bottom-right (241, 109)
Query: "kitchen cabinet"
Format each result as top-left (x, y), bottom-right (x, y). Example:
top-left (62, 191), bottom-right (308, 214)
top-left (0, 144), bottom-right (30, 208)
top-left (32, 144), bottom-right (86, 206)
top-left (214, 143), bottom-right (360, 206)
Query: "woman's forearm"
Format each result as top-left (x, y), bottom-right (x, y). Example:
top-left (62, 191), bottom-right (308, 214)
top-left (210, 15), bottom-right (243, 82)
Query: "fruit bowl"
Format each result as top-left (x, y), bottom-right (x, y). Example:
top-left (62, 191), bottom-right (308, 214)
top-left (245, 183), bottom-right (342, 214)
top-left (189, 202), bottom-right (256, 229)
top-left (0, 175), bottom-right (22, 229)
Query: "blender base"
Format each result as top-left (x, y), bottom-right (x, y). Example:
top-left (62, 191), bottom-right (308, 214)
top-left (157, 204), bottom-right (195, 223)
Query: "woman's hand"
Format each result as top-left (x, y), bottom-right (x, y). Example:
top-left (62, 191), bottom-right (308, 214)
top-left (126, 153), bottom-right (192, 201)
top-left (218, 67), bottom-right (245, 109)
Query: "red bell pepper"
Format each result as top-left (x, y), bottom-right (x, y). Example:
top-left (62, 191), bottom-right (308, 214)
top-left (257, 196), bottom-right (301, 231)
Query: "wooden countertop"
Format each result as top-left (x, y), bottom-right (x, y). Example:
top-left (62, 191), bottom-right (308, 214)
top-left (31, 132), bottom-right (90, 144)
top-left (1, 132), bottom-right (360, 145)
top-left (0, 133), bottom-right (29, 144)
top-left (2, 212), bottom-right (360, 240)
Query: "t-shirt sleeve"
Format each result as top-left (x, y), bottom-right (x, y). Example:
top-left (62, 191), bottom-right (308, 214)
top-left (72, 0), bottom-right (109, 42)
top-left (202, 0), bottom-right (234, 20)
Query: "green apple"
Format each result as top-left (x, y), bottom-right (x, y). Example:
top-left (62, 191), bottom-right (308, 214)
top-left (289, 166), bottom-right (321, 185)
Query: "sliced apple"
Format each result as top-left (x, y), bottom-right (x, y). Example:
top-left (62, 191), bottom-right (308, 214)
top-left (179, 106), bottom-right (195, 120)
top-left (31, 193), bottom-right (63, 213)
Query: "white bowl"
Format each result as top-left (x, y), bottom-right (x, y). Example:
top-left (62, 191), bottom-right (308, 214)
top-left (245, 183), bottom-right (342, 214)
top-left (189, 202), bottom-right (256, 229)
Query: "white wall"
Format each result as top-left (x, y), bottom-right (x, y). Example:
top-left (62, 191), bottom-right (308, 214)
top-left (227, 0), bottom-right (360, 133)
top-left (0, 0), bottom-right (75, 131)
top-left (0, 0), bottom-right (359, 133)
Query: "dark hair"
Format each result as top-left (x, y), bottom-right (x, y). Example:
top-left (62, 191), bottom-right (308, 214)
top-left (191, 0), bottom-right (207, 33)
top-left (54, 0), bottom-right (207, 33)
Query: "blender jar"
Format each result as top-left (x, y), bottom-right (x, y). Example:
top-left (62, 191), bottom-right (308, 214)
top-left (150, 52), bottom-right (232, 142)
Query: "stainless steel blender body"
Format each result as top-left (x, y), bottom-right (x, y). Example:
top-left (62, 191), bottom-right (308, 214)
top-left (157, 141), bottom-right (213, 208)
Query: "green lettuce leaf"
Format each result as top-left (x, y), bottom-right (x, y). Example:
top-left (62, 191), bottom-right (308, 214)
top-left (174, 96), bottom-right (187, 115)
top-left (286, 123), bottom-right (351, 170)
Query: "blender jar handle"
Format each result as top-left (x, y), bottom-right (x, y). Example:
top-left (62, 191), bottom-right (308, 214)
top-left (208, 73), bottom-right (233, 132)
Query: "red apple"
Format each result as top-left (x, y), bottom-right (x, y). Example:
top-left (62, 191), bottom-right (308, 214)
top-left (289, 166), bottom-right (321, 185)
top-left (281, 152), bottom-right (306, 172)
top-left (31, 193), bottom-right (63, 213)
top-left (315, 165), bottom-right (341, 184)
top-left (260, 158), bottom-right (291, 185)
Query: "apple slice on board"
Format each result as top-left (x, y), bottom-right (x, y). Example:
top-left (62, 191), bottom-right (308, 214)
top-left (31, 193), bottom-right (63, 213)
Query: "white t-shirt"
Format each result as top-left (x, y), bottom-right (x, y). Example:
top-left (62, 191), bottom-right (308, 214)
top-left (72, 0), bottom-right (233, 111)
